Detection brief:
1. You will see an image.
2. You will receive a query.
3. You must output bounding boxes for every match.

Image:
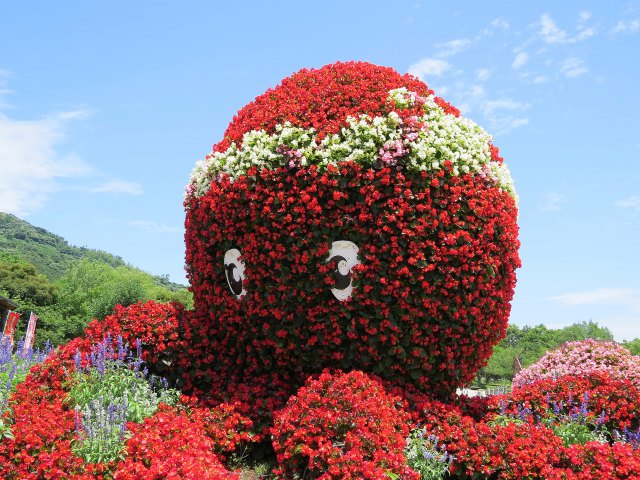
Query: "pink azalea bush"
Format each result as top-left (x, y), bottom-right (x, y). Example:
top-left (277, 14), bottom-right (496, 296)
top-left (514, 339), bottom-right (640, 387)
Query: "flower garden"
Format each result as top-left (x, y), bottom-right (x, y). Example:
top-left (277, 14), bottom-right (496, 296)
top-left (1, 62), bottom-right (639, 479)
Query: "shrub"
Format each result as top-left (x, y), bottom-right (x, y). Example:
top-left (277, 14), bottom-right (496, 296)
top-left (514, 339), bottom-right (640, 388)
top-left (271, 369), bottom-right (418, 479)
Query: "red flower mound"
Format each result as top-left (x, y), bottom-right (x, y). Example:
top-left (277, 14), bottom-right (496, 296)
top-left (83, 300), bottom-right (185, 368)
top-left (558, 441), bottom-right (640, 480)
top-left (271, 370), bottom-right (418, 479)
top-left (115, 404), bottom-right (239, 480)
top-left (0, 340), bottom-right (89, 479)
top-left (184, 62), bottom-right (520, 410)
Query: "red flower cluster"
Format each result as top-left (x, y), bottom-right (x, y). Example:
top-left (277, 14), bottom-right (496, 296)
top-left (417, 389), bottom-right (640, 479)
top-left (216, 61), bottom-right (458, 152)
top-left (491, 371), bottom-right (640, 431)
top-left (83, 300), bottom-right (185, 368)
top-left (271, 369), bottom-right (418, 479)
top-left (0, 339), bottom-right (104, 479)
top-left (114, 404), bottom-right (239, 480)
top-left (0, 307), bottom-right (252, 479)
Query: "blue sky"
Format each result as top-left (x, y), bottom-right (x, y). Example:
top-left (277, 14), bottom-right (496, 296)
top-left (1, 1), bottom-right (639, 340)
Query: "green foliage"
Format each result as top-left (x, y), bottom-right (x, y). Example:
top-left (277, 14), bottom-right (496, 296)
top-left (68, 365), bottom-right (180, 424)
top-left (548, 419), bottom-right (608, 447)
top-left (623, 338), bottom-right (640, 356)
top-left (0, 255), bottom-right (192, 347)
top-left (0, 260), bottom-right (57, 308)
top-left (403, 428), bottom-right (452, 480)
top-left (0, 213), bottom-right (193, 347)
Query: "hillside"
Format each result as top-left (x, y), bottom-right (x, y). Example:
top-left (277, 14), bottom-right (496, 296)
top-left (0, 212), bottom-right (185, 290)
top-left (0, 212), bottom-right (126, 279)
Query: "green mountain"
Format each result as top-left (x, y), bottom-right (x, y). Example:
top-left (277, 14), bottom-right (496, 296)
top-left (0, 212), bottom-right (126, 279)
top-left (0, 212), bottom-right (186, 291)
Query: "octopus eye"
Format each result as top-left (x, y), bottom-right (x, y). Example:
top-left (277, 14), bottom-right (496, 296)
top-left (224, 248), bottom-right (246, 299)
top-left (326, 241), bottom-right (360, 301)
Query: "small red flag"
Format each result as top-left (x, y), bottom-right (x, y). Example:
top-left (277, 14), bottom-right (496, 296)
top-left (2, 310), bottom-right (21, 345)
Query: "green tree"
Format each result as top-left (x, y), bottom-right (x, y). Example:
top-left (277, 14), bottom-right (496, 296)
top-left (553, 320), bottom-right (613, 344)
top-left (623, 338), bottom-right (640, 356)
top-left (0, 258), bottom-right (63, 345)
top-left (0, 260), bottom-right (57, 308)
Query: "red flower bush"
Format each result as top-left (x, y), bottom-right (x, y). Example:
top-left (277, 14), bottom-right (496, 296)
top-left (491, 371), bottom-right (640, 432)
top-left (557, 441), bottom-right (640, 479)
top-left (83, 300), bottom-right (185, 368)
top-left (115, 404), bottom-right (239, 480)
top-left (420, 391), bottom-right (640, 479)
top-left (0, 313), bottom-right (247, 479)
top-left (271, 370), bottom-right (418, 479)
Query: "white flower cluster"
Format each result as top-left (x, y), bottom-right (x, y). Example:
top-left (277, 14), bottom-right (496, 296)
top-left (186, 88), bottom-right (517, 201)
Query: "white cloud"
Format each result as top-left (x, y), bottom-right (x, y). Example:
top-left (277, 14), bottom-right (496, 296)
top-left (612, 19), bottom-right (640, 34)
top-left (482, 98), bottom-right (529, 116)
top-left (0, 110), bottom-right (92, 216)
top-left (549, 288), bottom-right (640, 308)
top-left (532, 75), bottom-right (548, 84)
top-left (540, 14), bottom-right (569, 43)
top-left (128, 220), bottom-right (180, 233)
top-left (408, 57), bottom-right (451, 80)
top-left (476, 68), bottom-right (491, 81)
top-left (435, 38), bottom-right (471, 57)
top-left (541, 191), bottom-right (565, 212)
top-left (512, 51), bottom-right (529, 69)
top-left (539, 13), bottom-right (596, 44)
top-left (90, 181), bottom-right (143, 195)
top-left (560, 57), bottom-right (588, 78)
top-left (488, 116), bottom-right (529, 136)
top-left (579, 11), bottom-right (592, 22)
top-left (615, 196), bottom-right (640, 210)
top-left (476, 97), bottom-right (529, 135)
top-left (490, 18), bottom-right (510, 30)
top-left (576, 27), bottom-right (596, 41)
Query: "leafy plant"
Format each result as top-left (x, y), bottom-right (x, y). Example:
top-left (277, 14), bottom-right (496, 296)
top-left (403, 428), bottom-right (453, 479)
top-left (72, 395), bottom-right (129, 464)
top-left (68, 335), bottom-right (180, 463)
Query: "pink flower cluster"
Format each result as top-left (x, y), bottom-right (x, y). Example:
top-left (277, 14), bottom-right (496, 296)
top-left (514, 339), bottom-right (640, 387)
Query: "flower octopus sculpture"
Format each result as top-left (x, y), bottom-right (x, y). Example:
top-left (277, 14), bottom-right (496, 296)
top-left (180, 61), bottom-right (520, 409)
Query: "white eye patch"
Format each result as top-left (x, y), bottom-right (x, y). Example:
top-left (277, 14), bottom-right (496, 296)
top-left (326, 241), bottom-right (360, 301)
top-left (223, 248), bottom-right (246, 299)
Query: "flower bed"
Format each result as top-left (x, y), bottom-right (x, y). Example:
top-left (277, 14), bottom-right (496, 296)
top-left (1, 304), bottom-right (639, 478)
